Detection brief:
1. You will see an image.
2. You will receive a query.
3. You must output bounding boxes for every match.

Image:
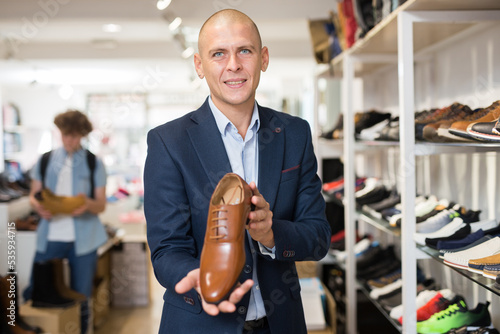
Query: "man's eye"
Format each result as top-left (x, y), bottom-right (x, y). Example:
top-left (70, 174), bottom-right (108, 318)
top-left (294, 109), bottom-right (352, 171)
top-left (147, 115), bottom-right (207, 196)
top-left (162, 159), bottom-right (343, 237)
top-left (214, 52), bottom-right (224, 57)
top-left (240, 49), bottom-right (250, 54)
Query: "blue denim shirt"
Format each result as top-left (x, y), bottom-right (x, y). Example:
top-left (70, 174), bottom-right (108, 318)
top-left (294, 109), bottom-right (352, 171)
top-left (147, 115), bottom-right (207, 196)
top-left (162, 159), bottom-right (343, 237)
top-left (31, 147), bottom-right (108, 256)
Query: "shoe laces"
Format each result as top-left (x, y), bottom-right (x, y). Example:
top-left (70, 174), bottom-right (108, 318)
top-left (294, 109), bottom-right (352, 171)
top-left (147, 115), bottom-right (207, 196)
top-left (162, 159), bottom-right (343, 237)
top-left (430, 300), bottom-right (466, 320)
top-left (209, 185), bottom-right (243, 240)
top-left (209, 209), bottom-right (228, 240)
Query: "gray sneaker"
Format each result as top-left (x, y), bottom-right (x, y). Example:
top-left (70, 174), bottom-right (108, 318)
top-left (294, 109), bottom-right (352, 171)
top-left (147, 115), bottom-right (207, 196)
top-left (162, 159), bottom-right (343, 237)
top-left (416, 209), bottom-right (457, 233)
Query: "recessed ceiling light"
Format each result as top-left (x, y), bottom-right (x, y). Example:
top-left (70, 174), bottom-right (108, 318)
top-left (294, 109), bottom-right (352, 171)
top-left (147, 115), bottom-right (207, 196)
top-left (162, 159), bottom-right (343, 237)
top-left (169, 17), bottom-right (182, 31)
top-left (181, 46), bottom-right (194, 59)
top-left (157, 0), bottom-right (171, 10)
top-left (102, 24), bottom-right (122, 33)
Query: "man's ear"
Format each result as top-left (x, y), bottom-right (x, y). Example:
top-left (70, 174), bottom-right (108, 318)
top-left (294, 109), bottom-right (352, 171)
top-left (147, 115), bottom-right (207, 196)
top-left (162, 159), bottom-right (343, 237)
top-left (194, 53), bottom-right (204, 79)
top-left (261, 46), bottom-right (269, 72)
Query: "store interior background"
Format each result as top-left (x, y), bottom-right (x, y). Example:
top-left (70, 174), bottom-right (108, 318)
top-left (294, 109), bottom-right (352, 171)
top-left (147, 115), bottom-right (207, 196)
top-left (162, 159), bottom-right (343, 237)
top-left (0, 0), bottom-right (339, 333)
top-left (2, 0), bottom-right (500, 333)
top-left (0, 0), bottom-right (339, 183)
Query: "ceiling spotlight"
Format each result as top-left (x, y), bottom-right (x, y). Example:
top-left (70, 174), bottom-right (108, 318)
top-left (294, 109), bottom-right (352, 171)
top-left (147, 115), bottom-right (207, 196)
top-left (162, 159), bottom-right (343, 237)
top-left (59, 84), bottom-right (74, 100)
top-left (169, 17), bottom-right (182, 31)
top-left (102, 23), bottom-right (122, 33)
top-left (181, 46), bottom-right (194, 59)
top-left (156, 0), bottom-right (171, 10)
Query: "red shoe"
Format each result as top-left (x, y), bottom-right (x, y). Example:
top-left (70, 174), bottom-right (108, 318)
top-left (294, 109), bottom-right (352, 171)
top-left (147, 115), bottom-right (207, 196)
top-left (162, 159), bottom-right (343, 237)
top-left (398, 289), bottom-right (455, 324)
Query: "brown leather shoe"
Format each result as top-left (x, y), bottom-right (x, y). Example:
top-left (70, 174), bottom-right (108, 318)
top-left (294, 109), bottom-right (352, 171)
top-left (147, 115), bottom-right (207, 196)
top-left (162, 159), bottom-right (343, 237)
top-left (448, 100), bottom-right (500, 140)
top-left (51, 258), bottom-right (87, 302)
top-left (200, 173), bottom-right (253, 304)
top-left (422, 103), bottom-right (473, 142)
top-left (36, 188), bottom-right (85, 215)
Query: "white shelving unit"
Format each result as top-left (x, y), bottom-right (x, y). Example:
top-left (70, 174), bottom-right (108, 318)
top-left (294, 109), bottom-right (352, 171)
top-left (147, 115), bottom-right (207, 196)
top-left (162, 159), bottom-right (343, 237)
top-left (315, 1), bottom-right (500, 333)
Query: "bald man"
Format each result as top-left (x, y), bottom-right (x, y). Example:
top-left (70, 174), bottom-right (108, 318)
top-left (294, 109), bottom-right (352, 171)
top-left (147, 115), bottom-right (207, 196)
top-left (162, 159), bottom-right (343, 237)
top-left (144, 9), bottom-right (331, 334)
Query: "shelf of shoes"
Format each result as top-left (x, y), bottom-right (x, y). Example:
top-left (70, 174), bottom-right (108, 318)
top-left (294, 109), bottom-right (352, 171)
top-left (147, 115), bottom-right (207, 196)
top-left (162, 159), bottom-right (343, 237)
top-left (332, 5), bottom-right (500, 333)
top-left (319, 137), bottom-right (500, 158)
top-left (358, 210), bottom-right (401, 238)
top-left (356, 280), bottom-right (403, 332)
top-left (418, 245), bottom-right (500, 297)
top-left (328, 0), bottom-right (500, 78)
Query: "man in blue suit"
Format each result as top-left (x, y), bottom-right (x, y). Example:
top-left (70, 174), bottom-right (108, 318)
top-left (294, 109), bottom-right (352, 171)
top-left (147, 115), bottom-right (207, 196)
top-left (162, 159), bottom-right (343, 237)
top-left (144, 9), bottom-right (331, 334)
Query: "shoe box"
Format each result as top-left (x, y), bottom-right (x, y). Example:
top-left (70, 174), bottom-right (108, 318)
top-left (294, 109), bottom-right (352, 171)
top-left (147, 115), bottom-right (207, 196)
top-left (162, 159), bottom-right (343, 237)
top-left (296, 261), bottom-right (337, 334)
top-left (20, 300), bottom-right (80, 334)
top-left (110, 241), bottom-right (151, 307)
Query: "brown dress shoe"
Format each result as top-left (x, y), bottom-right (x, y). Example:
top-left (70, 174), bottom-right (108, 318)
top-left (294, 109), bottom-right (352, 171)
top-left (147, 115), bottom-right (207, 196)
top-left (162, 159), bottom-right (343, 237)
top-left (200, 173), bottom-right (253, 304)
top-left (35, 188), bottom-right (85, 215)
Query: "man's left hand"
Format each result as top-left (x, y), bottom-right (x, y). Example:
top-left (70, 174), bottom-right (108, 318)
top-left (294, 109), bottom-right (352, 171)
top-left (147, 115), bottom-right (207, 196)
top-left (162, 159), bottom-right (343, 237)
top-left (247, 182), bottom-right (274, 248)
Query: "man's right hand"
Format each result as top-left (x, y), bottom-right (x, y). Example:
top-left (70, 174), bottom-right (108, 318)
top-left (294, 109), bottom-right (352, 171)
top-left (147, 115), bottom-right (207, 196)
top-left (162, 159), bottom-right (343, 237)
top-left (175, 268), bottom-right (254, 316)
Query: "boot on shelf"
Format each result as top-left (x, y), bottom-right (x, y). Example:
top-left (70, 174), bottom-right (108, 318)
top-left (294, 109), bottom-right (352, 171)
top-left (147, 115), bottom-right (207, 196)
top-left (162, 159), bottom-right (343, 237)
top-left (51, 258), bottom-right (87, 303)
top-left (0, 273), bottom-right (42, 334)
top-left (31, 261), bottom-right (76, 308)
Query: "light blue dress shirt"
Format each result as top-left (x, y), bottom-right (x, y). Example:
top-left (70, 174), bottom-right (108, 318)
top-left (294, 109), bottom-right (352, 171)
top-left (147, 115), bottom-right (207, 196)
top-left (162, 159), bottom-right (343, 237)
top-left (209, 97), bottom-right (273, 321)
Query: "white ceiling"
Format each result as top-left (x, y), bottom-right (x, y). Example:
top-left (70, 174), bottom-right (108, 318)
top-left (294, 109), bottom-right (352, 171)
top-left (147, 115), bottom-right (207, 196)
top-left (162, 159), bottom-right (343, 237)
top-left (0, 0), bottom-right (336, 91)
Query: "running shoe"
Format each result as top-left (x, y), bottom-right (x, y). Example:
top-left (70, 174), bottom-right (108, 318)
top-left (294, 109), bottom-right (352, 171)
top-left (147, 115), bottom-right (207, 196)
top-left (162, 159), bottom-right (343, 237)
top-left (416, 298), bottom-right (491, 334)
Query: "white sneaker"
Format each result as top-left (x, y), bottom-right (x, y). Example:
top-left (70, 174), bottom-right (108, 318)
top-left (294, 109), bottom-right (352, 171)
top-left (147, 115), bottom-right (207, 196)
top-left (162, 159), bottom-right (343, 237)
top-left (415, 204), bottom-right (463, 233)
top-left (389, 289), bottom-right (437, 320)
top-left (334, 237), bottom-right (373, 262)
top-left (389, 196), bottom-right (438, 227)
top-left (414, 195), bottom-right (441, 217)
top-left (359, 119), bottom-right (390, 141)
top-left (370, 279), bottom-right (402, 300)
top-left (470, 219), bottom-right (499, 233)
top-left (443, 236), bottom-right (500, 269)
top-left (355, 178), bottom-right (379, 198)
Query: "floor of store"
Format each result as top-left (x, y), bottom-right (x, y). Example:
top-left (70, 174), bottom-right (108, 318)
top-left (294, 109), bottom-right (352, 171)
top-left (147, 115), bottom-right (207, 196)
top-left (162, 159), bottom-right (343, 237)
top-left (94, 275), bottom-right (163, 334)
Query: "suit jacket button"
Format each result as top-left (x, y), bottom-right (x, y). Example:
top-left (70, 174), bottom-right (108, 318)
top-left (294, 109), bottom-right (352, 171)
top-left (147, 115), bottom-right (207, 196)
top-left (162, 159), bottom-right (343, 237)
top-left (244, 265), bottom-right (252, 273)
top-left (238, 306), bottom-right (246, 314)
top-left (183, 296), bottom-right (195, 305)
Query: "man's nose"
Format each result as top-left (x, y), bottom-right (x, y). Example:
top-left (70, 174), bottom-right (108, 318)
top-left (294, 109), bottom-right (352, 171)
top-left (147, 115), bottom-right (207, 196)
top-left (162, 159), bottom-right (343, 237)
top-left (227, 54), bottom-right (241, 72)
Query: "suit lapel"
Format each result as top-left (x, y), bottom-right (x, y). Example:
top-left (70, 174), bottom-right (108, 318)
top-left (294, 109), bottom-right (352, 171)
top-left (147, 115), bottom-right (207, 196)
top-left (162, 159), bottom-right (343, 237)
top-left (187, 100), bottom-right (232, 188)
top-left (258, 106), bottom-right (284, 210)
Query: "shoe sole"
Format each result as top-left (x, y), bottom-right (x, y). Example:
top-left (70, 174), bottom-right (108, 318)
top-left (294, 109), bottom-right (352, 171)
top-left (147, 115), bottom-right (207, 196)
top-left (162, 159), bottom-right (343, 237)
top-left (467, 128), bottom-right (500, 142)
top-left (448, 128), bottom-right (477, 140)
top-left (482, 271), bottom-right (498, 280)
top-left (443, 259), bottom-right (469, 270)
top-left (436, 127), bottom-right (476, 142)
top-left (467, 265), bottom-right (485, 274)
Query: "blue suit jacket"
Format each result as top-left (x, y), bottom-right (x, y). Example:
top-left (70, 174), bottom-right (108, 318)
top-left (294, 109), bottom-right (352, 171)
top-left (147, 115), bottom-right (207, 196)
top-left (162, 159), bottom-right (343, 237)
top-left (144, 98), bottom-right (331, 334)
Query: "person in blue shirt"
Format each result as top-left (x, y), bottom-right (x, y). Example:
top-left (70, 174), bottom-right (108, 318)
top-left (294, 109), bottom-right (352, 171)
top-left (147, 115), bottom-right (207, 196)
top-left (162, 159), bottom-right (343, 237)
top-left (144, 9), bottom-right (331, 334)
top-left (26, 109), bottom-right (107, 334)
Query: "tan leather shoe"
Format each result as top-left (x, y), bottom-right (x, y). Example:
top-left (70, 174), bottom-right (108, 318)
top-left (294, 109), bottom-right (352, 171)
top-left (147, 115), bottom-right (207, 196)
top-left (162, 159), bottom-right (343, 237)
top-left (37, 188), bottom-right (85, 215)
top-left (448, 100), bottom-right (500, 140)
top-left (200, 173), bottom-right (253, 304)
top-left (468, 252), bottom-right (500, 274)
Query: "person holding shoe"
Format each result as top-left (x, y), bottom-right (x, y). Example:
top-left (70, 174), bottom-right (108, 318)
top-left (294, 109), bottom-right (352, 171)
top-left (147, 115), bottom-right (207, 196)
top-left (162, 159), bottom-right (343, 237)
top-left (24, 109), bottom-right (108, 334)
top-left (144, 9), bottom-right (331, 334)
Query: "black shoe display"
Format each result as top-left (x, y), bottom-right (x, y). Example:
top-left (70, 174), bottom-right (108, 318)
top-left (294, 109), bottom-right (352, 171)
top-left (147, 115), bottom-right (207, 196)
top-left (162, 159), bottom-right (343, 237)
top-left (425, 224), bottom-right (472, 249)
top-left (31, 261), bottom-right (76, 308)
top-left (355, 110), bottom-right (392, 136)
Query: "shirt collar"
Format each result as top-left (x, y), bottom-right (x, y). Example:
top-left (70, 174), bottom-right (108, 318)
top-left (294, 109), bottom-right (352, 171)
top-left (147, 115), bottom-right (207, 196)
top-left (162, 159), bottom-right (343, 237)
top-left (209, 96), bottom-right (260, 137)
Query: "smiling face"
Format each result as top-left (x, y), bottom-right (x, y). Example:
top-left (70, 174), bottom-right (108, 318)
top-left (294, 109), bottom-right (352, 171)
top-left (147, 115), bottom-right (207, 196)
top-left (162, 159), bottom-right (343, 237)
top-left (194, 11), bottom-right (269, 114)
